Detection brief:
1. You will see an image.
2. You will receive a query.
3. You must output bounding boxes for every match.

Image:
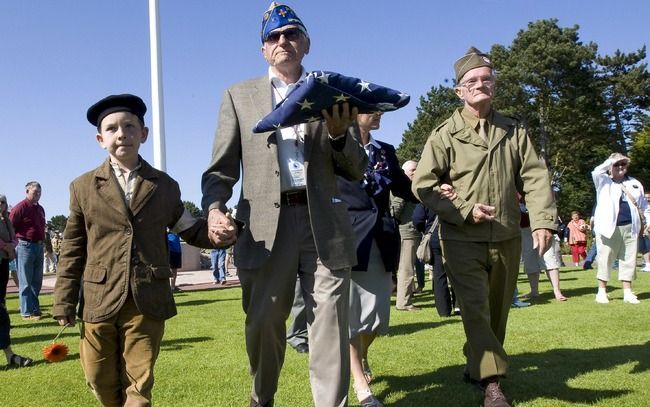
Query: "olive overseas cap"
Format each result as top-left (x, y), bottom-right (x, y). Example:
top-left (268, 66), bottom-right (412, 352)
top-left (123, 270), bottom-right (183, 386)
top-left (87, 94), bottom-right (147, 127)
top-left (454, 46), bottom-right (494, 83)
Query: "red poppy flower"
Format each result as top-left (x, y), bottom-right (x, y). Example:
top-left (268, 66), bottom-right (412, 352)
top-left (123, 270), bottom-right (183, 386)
top-left (43, 342), bottom-right (69, 363)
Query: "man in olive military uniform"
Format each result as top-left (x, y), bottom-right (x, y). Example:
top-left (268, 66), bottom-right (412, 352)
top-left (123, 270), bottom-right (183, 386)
top-left (412, 47), bottom-right (557, 407)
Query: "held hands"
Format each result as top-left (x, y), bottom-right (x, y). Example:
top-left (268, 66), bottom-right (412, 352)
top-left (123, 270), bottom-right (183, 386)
top-left (471, 203), bottom-right (496, 223)
top-left (439, 184), bottom-right (457, 200)
top-left (208, 209), bottom-right (238, 248)
top-left (532, 228), bottom-right (553, 256)
top-left (439, 184), bottom-right (496, 224)
top-left (322, 102), bottom-right (358, 138)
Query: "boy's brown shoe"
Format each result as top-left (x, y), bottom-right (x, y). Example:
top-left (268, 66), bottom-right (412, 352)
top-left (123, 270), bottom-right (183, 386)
top-left (483, 379), bottom-right (510, 407)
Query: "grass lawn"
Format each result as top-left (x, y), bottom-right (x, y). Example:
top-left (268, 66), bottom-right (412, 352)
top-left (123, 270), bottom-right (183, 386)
top-left (2, 261), bottom-right (649, 406)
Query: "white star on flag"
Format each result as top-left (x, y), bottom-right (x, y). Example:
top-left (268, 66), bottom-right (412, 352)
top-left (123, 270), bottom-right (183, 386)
top-left (334, 93), bottom-right (350, 103)
top-left (297, 98), bottom-right (314, 110)
top-left (316, 71), bottom-right (330, 84)
top-left (357, 80), bottom-right (371, 93)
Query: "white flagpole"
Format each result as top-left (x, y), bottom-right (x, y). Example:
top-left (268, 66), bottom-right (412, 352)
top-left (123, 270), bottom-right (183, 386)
top-left (148, 0), bottom-right (166, 171)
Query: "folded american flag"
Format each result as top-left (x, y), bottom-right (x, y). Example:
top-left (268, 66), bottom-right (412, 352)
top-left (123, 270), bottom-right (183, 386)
top-left (252, 71), bottom-right (410, 133)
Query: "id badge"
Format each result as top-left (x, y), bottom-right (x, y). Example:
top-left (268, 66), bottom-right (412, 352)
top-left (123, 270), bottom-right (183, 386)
top-left (289, 160), bottom-right (306, 187)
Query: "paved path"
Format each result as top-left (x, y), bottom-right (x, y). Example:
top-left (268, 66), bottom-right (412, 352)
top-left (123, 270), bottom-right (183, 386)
top-left (6, 267), bottom-right (240, 295)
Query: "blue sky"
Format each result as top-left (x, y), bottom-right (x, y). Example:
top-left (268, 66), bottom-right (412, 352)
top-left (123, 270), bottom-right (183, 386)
top-left (1, 0), bottom-right (647, 219)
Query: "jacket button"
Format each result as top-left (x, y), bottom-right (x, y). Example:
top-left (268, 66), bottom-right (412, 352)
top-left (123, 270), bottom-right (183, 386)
top-left (275, 170), bottom-right (280, 176)
top-left (125, 228), bottom-right (132, 235)
top-left (274, 202), bottom-right (280, 208)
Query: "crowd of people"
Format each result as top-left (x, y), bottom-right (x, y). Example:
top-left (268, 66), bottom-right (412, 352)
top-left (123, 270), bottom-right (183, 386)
top-left (1, 3), bottom-right (649, 407)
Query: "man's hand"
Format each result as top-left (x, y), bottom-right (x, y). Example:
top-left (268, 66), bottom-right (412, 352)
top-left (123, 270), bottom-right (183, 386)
top-left (56, 315), bottom-right (76, 327)
top-left (439, 184), bottom-right (457, 200)
top-left (322, 102), bottom-right (358, 138)
top-left (208, 209), bottom-right (238, 248)
top-left (471, 203), bottom-right (495, 223)
top-left (532, 229), bottom-right (553, 256)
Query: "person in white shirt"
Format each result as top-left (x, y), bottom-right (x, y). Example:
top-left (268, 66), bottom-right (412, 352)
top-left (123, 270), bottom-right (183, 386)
top-left (592, 153), bottom-right (650, 304)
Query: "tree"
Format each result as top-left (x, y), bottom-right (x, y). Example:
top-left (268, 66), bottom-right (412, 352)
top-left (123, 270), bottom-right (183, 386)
top-left (596, 47), bottom-right (650, 149)
top-left (183, 201), bottom-right (203, 218)
top-left (490, 19), bottom-right (618, 218)
top-left (49, 215), bottom-right (68, 233)
top-left (628, 123), bottom-right (650, 187)
top-left (396, 84), bottom-right (460, 164)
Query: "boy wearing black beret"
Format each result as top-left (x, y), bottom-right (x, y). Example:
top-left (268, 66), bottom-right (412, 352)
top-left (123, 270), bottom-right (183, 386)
top-left (53, 94), bottom-right (212, 406)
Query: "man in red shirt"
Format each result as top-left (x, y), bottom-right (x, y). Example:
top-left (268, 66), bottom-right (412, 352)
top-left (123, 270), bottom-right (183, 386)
top-left (9, 181), bottom-right (46, 320)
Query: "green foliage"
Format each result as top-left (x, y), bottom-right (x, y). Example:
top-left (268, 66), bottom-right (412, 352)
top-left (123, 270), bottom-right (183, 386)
top-left (48, 214), bottom-right (68, 233)
top-left (490, 19), bottom-right (614, 219)
top-left (396, 84), bottom-right (461, 164)
top-left (183, 200), bottom-right (203, 218)
top-left (596, 46), bottom-right (650, 149)
top-left (2, 264), bottom-right (650, 406)
top-left (629, 123), bottom-right (650, 187)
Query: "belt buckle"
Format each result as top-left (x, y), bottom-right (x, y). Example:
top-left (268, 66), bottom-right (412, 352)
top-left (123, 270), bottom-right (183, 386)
top-left (284, 190), bottom-right (304, 206)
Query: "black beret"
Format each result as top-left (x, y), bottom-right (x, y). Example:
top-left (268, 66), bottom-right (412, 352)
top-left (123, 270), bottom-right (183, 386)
top-left (87, 94), bottom-right (147, 127)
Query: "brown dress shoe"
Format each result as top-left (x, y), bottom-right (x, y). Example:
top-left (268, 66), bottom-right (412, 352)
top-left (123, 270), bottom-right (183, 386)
top-left (483, 380), bottom-right (510, 407)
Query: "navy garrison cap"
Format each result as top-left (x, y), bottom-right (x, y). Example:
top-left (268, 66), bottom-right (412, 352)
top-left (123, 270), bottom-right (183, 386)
top-left (87, 94), bottom-right (147, 127)
top-left (261, 2), bottom-right (308, 43)
top-left (252, 71), bottom-right (410, 133)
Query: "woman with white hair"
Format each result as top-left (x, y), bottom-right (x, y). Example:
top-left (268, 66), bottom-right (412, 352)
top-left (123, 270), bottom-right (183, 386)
top-left (592, 153), bottom-right (650, 304)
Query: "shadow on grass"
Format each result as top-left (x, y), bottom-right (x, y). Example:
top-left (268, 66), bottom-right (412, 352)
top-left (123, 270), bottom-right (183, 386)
top-left (379, 342), bottom-right (649, 406)
top-left (519, 286), bottom-right (602, 305)
top-left (388, 318), bottom-right (459, 337)
top-left (11, 319), bottom-right (61, 330)
top-left (160, 335), bottom-right (214, 351)
top-left (11, 330), bottom-right (79, 346)
top-left (175, 298), bottom-right (238, 307)
top-left (1, 352), bottom-right (81, 371)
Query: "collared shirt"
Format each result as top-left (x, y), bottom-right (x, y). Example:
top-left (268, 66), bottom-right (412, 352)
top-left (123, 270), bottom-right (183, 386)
top-left (460, 107), bottom-right (492, 144)
top-left (362, 134), bottom-right (382, 158)
top-left (270, 67), bottom-right (308, 192)
top-left (9, 198), bottom-right (46, 241)
top-left (110, 160), bottom-right (142, 205)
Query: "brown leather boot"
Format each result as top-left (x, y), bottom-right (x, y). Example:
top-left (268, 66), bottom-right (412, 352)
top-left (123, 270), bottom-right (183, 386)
top-left (482, 378), bottom-right (510, 407)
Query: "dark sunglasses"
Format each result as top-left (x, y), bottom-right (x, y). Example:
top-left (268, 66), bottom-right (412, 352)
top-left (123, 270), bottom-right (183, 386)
top-left (0, 201), bottom-right (6, 204)
top-left (265, 27), bottom-right (302, 43)
top-left (613, 162), bottom-right (628, 168)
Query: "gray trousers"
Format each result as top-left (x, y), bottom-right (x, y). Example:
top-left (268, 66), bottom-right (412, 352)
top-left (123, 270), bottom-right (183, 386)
top-left (286, 277), bottom-right (308, 348)
top-left (395, 238), bottom-right (418, 308)
top-left (238, 205), bottom-right (350, 407)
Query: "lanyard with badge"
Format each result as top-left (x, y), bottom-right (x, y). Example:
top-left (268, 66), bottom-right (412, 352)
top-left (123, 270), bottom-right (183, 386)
top-left (272, 82), bottom-right (306, 187)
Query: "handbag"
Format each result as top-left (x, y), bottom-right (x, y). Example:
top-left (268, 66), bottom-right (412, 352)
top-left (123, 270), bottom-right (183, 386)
top-left (416, 217), bottom-right (439, 263)
top-left (620, 183), bottom-right (647, 234)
